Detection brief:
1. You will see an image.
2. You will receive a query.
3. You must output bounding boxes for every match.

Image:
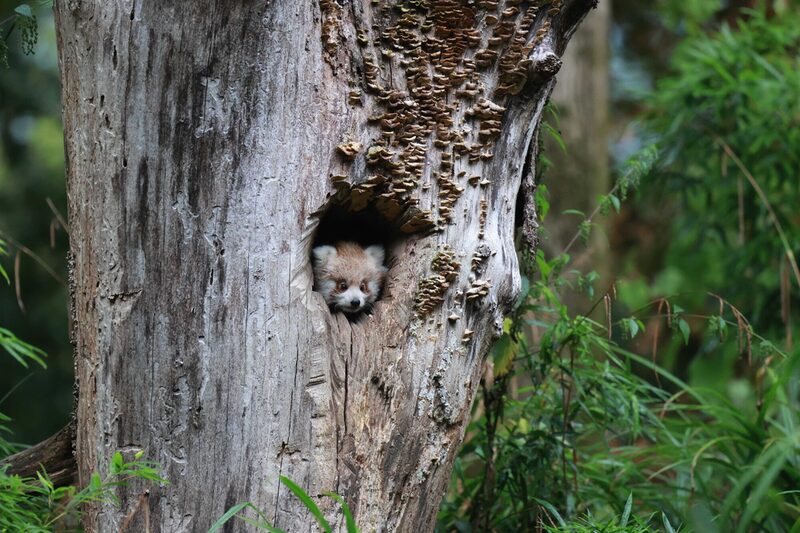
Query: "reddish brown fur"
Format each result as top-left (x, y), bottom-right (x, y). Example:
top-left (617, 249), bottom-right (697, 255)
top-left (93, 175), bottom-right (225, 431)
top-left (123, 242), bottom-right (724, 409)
top-left (325, 242), bottom-right (384, 292)
top-left (312, 241), bottom-right (388, 314)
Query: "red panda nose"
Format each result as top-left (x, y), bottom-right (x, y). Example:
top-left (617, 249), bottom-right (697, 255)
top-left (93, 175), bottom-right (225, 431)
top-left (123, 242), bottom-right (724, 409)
top-left (350, 298), bottom-right (360, 308)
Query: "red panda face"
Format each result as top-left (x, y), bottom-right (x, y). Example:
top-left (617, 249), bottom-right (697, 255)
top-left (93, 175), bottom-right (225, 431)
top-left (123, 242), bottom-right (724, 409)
top-left (312, 242), bottom-right (388, 315)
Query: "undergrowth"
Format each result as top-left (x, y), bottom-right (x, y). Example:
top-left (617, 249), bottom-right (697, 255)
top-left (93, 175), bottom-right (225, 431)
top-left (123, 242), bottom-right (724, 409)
top-left (0, 239), bottom-right (166, 531)
top-left (438, 4), bottom-right (800, 532)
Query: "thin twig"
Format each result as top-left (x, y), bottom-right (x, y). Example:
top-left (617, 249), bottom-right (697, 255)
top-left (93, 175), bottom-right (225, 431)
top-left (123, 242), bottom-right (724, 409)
top-left (45, 197), bottom-right (69, 235)
top-left (561, 180), bottom-right (623, 256)
top-left (651, 299), bottom-right (666, 387)
top-left (0, 372), bottom-right (36, 406)
top-left (715, 136), bottom-right (800, 290)
top-left (0, 229), bottom-right (66, 286)
top-left (14, 251), bottom-right (25, 313)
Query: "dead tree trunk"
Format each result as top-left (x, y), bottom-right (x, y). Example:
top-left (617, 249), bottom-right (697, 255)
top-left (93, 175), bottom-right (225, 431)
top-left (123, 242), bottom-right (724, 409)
top-left (54, 1), bottom-right (594, 530)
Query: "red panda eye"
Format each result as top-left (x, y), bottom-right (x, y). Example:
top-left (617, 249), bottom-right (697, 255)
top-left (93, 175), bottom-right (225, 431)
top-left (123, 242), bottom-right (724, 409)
top-left (336, 280), bottom-right (348, 292)
top-left (360, 281), bottom-right (369, 293)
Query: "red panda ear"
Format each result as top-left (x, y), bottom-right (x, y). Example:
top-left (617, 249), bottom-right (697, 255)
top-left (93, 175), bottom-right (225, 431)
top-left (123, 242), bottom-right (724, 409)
top-left (312, 245), bottom-right (337, 267)
top-left (365, 245), bottom-right (385, 266)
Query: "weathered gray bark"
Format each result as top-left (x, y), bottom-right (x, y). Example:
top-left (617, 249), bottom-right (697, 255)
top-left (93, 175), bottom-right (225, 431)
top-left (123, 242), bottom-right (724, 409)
top-left (54, 1), bottom-right (594, 531)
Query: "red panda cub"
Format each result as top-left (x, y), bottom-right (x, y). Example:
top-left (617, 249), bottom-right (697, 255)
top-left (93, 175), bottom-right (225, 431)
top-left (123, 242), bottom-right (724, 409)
top-left (312, 241), bottom-right (388, 315)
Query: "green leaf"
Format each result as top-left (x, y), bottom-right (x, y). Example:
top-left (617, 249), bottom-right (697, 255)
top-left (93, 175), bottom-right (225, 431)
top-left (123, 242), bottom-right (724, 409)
top-left (621, 317), bottom-right (641, 339)
top-left (110, 451), bottom-right (124, 475)
top-left (708, 315), bottom-right (728, 341)
top-left (677, 318), bottom-right (690, 345)
top-left (325, 493), bottom-right (359, 533)
top-left (533, 498), bottom-right (566, 527)
top-left (535, 184), bottom-right (550, 221)
top-left (535, 251), bottom-right (552, 279)
top-left (208, 502), bottom-right (285, 533)
top-left (36, 471), bottom-right (53, 492)
top-left (491, 334), bottom-right (516, 377)
top-left (578, 220), bottom-right (592, 243)
top-left (736, 444), bottom-right (791, 533)
top-left (662, 512), bottom-right (677, 533)
top-left (620, 493), bottom-right (633, 527)
top-left (14, 4), bottom-right (33, 17)
top-left (543, 121), bottom-right (566, 153)
top-left (688, 503), bottom-right (718, 533)
top-left (279, 476), bottom-right (331, 533)
top-left (0, 327), bottom-right (47, 369)
top-left (609, 193), bottom-right (621, 213)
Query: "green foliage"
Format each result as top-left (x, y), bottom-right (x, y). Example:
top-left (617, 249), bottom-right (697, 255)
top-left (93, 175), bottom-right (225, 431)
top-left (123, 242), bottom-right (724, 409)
top-left (0, 237), bottom-right (47, 459)
top-left (211, 476), bottom-right (360, 533)
top-left (208, 502), bottom-right (282, 533)
top-left (0, 2), bottom-right (40, 66)
top-left (0, 0), bottom-right (71, 445)
top-left (615, 144), bottom-right (658, 202)
top-left (439, 220), bottom-right (799, 531)
top-left (439, 6), bottom-right (799, 531)
top-left (642, 5), bottom-right (800, 337)
top-left (0, 238), bottom-right (8, 284)
top-left (0, 452), bottom-right (165, 532)
top-left (13, 4), bottom-right (37, 55)
top-left (1, 239), bottom-right (44, 365)
top-left (0, 314), bottom-right (165, 531)
top-left (542, 502), bottom-right (672, 533)
top-left (0, 326), bottom-right (46, 368)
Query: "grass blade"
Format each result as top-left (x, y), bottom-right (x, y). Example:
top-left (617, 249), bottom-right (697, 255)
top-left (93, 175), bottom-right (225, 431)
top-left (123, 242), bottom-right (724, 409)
top-left (280, 476), bottom-right (331, 533)
top-left (325, 492), bottom-right (359, 533)
top-left (620, 493), bottom-right (633, 527)
top-left (207, 502), bottom-right (285, 533)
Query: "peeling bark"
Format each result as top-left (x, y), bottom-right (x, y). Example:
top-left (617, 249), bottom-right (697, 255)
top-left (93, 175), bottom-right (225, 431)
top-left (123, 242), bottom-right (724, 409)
top-left (54, 1), bottom-right (594, 531)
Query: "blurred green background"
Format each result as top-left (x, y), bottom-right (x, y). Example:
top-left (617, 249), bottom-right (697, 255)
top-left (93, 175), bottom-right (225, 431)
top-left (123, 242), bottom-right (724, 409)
top-left (0, 0), bottom-right (70, 446)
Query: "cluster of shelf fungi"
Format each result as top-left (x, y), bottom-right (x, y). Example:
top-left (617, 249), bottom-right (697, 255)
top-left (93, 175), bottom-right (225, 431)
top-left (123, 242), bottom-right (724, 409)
top-left (318, 0), bottom-right (563, 328)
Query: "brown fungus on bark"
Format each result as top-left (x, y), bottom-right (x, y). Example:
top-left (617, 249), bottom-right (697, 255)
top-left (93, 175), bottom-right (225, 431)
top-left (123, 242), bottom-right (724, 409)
top-left (465, 279), bottom-right (491, 303)
top-left (471, 243), bottom-right (492, 276)
top-left (337, 140), bottom-right (363, 160)
top-left (315, 179), bottom-right (436, 245)
top-left (319, 0), bottom-right (344, 67)
top-left (478, 198), bottom-right (488, 239)
top-left (461, 329), bottom-right (474, 343)
top-left (316, 0), bottom-right (580, 326)
top-left (413, 245), bottom-right (460, 318)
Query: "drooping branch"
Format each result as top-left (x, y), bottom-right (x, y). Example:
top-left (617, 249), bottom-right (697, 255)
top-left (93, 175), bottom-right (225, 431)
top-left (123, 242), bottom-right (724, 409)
top-left (1, 420), bottom-right (76, 487)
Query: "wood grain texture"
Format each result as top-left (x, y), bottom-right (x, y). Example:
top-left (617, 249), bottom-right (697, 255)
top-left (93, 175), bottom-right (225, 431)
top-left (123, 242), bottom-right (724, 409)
top-left (1, 421), bottom-right (76, 487)
top-left (54, 1), bottom-right (595, 530)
